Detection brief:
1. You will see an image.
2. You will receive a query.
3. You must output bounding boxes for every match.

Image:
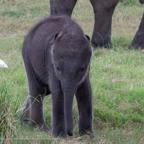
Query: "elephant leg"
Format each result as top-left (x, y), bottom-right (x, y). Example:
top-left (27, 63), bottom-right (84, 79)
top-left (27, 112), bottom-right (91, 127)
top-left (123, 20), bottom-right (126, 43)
top-left (49, 73), bottom-right (67, 138)
top-left (20, 81), bottom-right (49, 131)
top-left (19, 97), bottom-right (30, 124)
top-left (50, 0), bottom-right (77, 16)
top-left (20, 54), bottom-right (49, 131)
top-left (128, 13), bottom-right (144, 49)
top-left (76, 75), bottom-right (93, 137)
top-left (90, 0), bottom-right (119, 48)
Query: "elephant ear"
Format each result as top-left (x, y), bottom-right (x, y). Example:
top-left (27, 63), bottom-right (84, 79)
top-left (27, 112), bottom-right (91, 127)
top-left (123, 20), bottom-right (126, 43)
top-left (84, 35), bottom-right (90, 42)
top-left (49, 32), bottom-right (63, 63)
top-left (49, 25), bottom-right (68, 45)
top-left (85, 35), bottom-right (90, 41)
top-left (49, 32), bottom-right (64, 45)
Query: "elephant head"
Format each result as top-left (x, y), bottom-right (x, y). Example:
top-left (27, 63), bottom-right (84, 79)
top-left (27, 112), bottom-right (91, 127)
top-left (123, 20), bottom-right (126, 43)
top-left (49, 27), bottom-right (92, 135)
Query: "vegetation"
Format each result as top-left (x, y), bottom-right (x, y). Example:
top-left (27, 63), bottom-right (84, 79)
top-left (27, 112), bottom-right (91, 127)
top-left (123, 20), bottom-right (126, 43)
top-left (0, 0), bottom-right (144, 143)
top-left (119, 0), bottom-right (140, 5)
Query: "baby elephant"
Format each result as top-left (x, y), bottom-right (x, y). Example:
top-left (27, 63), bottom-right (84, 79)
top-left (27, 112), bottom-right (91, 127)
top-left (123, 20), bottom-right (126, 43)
top-left (20, 15), bottom-right (93, 138)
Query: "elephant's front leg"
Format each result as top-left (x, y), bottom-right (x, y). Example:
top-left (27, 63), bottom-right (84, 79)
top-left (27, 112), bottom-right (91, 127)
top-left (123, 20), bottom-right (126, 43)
top-left (29, 93), bottom-right (49, 131)
top-left (76, 75), bottom-right (94, 137)
top-left (50, 0), bottom-right (77, 16)
top-left (50, 79), bottom-right (67, 138)
top-left (19, 97), bottom-right (30, 123)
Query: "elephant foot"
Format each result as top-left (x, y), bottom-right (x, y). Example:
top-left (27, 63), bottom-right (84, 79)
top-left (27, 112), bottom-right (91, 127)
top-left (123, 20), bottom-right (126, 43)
top-left (52, 126), bottom-right (73, 138)
top-left (20, 114), bottom-right (49, 132)
top-left (32, 123), bottom-right (49, 132)
top-left (67, 129), bottom-right (73, 136)
top-left (54, 133), bottom-right (67, 139)
top-left (53, 128), bottom-right (67, 138)
top-left (91, 41), bottom-right (112, 49)
top-left (128, 31), bottom-right (144, 50)
top-left (19, 111), bottom-right (30, 123)
top-left (128, 43), bottom-right (144, 50)
top-left (79, 123), bottom-right (94, 138)
top-left (91, 37), bottom-right (112, 49)
top-left (79, 130), bottom-right (94, 139)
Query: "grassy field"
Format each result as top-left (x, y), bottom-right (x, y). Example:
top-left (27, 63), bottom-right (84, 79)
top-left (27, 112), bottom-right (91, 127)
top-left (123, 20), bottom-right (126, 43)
top-left (0, 0), bottom-right (144, 143)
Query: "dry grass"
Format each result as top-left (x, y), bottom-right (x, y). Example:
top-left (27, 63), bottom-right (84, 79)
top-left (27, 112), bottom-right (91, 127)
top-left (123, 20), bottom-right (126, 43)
top-left (113, 4), bottom-right (143, 37)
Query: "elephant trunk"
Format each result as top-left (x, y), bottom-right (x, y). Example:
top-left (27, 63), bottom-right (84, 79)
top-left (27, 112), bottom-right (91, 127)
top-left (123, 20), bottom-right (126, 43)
top-left (61, 81), bottom-right (77, 136)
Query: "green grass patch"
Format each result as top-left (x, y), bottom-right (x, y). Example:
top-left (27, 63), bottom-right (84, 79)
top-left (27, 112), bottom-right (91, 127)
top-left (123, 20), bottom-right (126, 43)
top-left (90, 49), bottom-right (144, 128)
top-left (119, 0), bottom-right (141, 5)
top-left (1, 9), bottom-right (26, 18)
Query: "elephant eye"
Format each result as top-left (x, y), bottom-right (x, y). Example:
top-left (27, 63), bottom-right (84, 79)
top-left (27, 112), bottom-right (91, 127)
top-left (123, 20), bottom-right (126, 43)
top-left (56, 66), bottom-right (60, 71)
top-left (80, 66), bottom-right (86, 72)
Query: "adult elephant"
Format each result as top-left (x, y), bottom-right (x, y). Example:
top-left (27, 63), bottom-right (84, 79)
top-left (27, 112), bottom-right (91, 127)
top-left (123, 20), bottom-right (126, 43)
top-left (50, 0), bottom-right (119, 48)
top-left (129, 0), bottom-right (144, 49)
top-left (50, 0), bottom-right (144, 49)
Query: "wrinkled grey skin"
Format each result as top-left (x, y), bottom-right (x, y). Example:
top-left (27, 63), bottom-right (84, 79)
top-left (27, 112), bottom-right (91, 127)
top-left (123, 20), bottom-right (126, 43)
top-left (50, 0), bottom-right (119, 48)
top-left (129, 1), bottom-right (144, 49)
top-left (20, 16), bottom-right (93, 138)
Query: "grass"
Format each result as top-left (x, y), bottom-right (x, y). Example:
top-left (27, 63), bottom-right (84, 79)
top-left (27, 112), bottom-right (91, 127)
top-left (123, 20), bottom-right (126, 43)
top-left (0, 0), bottom-right (144, 143)
top-left (91, 49), bottom-right (144, 126)
top-left (119, 0), bottom-right (141, 5)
